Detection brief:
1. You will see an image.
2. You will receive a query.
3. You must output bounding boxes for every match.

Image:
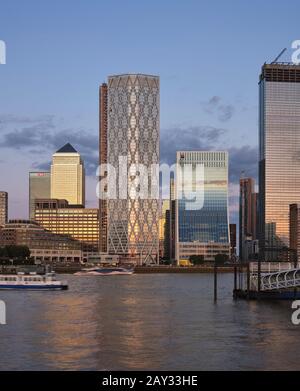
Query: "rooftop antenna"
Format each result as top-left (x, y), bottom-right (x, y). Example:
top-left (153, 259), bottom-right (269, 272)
top-left (271, 48), bottom-right (287, 64)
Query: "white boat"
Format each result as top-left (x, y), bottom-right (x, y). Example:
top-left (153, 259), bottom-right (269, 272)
top-left (74, 267), bottom-right (134, 276)
top-left (0, 272), bottom-right (68, 290)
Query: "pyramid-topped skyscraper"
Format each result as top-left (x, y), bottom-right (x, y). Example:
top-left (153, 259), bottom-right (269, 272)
top-left (51, 143), bottom-right (85, 206)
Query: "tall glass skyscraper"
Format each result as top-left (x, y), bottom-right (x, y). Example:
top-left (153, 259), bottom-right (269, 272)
top-left (29, 172), bottom-right (50, 220)
top-left (99, 83), bottom-right (108, 253)
top-left (239, 177), bottom-right (258, 261)
top-left (106, 74), bottom-right (160, 264)
top-left (176, 151), bottom-right (230, 262)
top-left (51, 143), bottom-right (85, 207)
top-left (259, 63), bottom-right (300, 260)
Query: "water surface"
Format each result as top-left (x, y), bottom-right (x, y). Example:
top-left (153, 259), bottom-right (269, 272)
top-left (0, 273), bottom-right (299, 370)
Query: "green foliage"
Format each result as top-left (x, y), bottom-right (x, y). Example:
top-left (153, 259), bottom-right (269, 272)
top-left (189, 255), bottom-right (204, 265)
top-left (0, 245), bottom-right (30, 260)
top-left (214, 253), bottom-right (229, 265)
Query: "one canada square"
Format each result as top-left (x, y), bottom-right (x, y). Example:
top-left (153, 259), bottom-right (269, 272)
top-left (99, 74), bottom-right (160, 264)
top-left (259, 63), bottom-right (300, 260)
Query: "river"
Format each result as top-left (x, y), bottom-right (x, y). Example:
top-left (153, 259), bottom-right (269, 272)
top-left (0, 273), bottom-right (299, 370)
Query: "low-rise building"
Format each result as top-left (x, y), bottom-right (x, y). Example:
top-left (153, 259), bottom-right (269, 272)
top-left (0, 191), bottom-right (8, 227)
top-left (34, 199), bottom-right (99, 262)
top-left (0, 220), bottom-right (82, 263)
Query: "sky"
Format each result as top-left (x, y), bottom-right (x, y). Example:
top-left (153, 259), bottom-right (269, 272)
top-left (0, 0), bottom-right (299, 225)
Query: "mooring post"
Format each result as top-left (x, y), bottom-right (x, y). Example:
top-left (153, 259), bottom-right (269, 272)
top-left (233, 265), bottom-right (237, 299)
top-left (293, 249), bottom-right (297, 299)
top-left (247, 262), bottom-right (250, 300)
top-left (257, 258), bottom-right (261, 300)
top-left (214, 261), bottom-right (217, 302)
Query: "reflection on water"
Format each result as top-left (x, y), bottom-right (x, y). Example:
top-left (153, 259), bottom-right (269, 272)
top-left (0, 274), bottom-right (299, 370)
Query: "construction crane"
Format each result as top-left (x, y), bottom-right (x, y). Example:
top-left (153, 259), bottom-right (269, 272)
top-left (271, 48), bottom-right (287, 64)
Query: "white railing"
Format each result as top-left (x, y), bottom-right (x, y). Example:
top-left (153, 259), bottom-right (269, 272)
top-left (251, 268), bottom-right (300, 291)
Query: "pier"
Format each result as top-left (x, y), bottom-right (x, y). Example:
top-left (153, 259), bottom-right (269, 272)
top-left (231, 261), bottom-right (300, 300)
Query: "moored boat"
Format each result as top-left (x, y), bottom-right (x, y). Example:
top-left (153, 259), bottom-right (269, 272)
top-left (74, 267), bottom-right (134, 276)
top-left (0, 272), bottom-right (68, 290)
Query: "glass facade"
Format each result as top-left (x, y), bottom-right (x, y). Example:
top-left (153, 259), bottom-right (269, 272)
top-left (99, 83), bottom-right (108, 253)
top-left (259, 64), bottom-right (300, 260)
top-left (29, 172), bottom-right (50, 220)
top-left (176, 151), bottom-right (230, 261)
top-left (159, 199), bottom-right (170, 258)
top-left (107, 74), bottom-right (160, 264)
top-left (239, 177), bottom-right (258, 261)
top-left (34, 199), bottom-right (99, 256)
top-left (0, 191), bottom-right (8, 227)
top-left (51, 144), bottom-right (85, 207)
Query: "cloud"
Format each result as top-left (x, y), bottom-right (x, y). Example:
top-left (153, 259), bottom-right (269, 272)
top-left (0, 114), bottom-right (98, 176)
top-left (203, 96), bottom-right (235, 122)
top-left (160, 124), bottom-right (258, 227)
top-left (228, 145), bottom-right (258, 183)
top-left (31, 161), bottom-right (51, 171)
top-left (0, 114), bottom-right (54, 125)
top-left (218, 104), bottom-right (235, 122)
top-left (160, 125), bottom-right (226, 164)
top-left (0, 122), bottom-right (55, 149)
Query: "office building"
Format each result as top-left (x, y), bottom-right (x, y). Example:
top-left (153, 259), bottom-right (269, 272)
top-left (230, 223), bottom-right (237, 256)
top-left (51, 143), bottom-right (85, 206)
top-left (251, 192), bottom-right (259, 241)
top-left (169, 177), bottom-right (176, 261)
top-left (239, 177), bottom-right (258, 261)
top-left (290, 204), bottom-right (300, 261)
top-left (29, 172), bottom-right (50, 220)
top-left (34, 199), bottom-right (99, 261)
top-left (0, 220), bottom-right (82, 263)
top-left (159, 199), bottom-right (170, 259)
top-left (164, 209), bottom-right (171, 260)
top-left (106, 74), bottom-right (160, 264)
top-left (0, 191), bottom-right (8, 227)
top-left (176, 151), bottom-right (230, 262)
top-left (259, 63), bottom-right (300, 260)
top-left (99, 82), bottom-right (108, 253)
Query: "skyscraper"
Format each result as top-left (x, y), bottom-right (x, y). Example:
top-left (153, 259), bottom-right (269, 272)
top-left (176, 151), bottom-right (230, 262)
top-left (239, 177), bottom-right (257, 261)
top-left (259, 63), bottom-right (300, 260)
top-left (290, 204), bottom-right (300, 261)
top-left (51, 143), bottom-right (85, 206)
top-left (169, 177), bottom-right (176, 261)
top-left (29, 172), bottom-right (50, 220)
top-left (0, 191), bottom-right (8, 227)
top-left (106, 74), bottom-right (160, 264)
top-left (99, 83), bottom-right (108, 253)
top-left (159, 199), bottom-right (170, 259)
top-left (230, 223), bottom-right (237, 256)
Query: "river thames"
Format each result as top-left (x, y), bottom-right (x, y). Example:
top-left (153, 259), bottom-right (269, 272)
top-left (0, 273), bottom-right (299, 371)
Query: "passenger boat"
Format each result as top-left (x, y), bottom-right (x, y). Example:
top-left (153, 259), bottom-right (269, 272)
top-left (0, 272), bottom-right (68, 290)
top-left (74, 267), bottom-right (134, 276)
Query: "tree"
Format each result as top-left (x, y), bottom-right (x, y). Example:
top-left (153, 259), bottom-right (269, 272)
top-left (2, 245), bottom-right (30, 260)
top-left (190, 255), bottom-right (204, 265)
top-left (0, 246), bottom-right (9, 259)
top-left (214, 253), bottom-right (229, 266)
